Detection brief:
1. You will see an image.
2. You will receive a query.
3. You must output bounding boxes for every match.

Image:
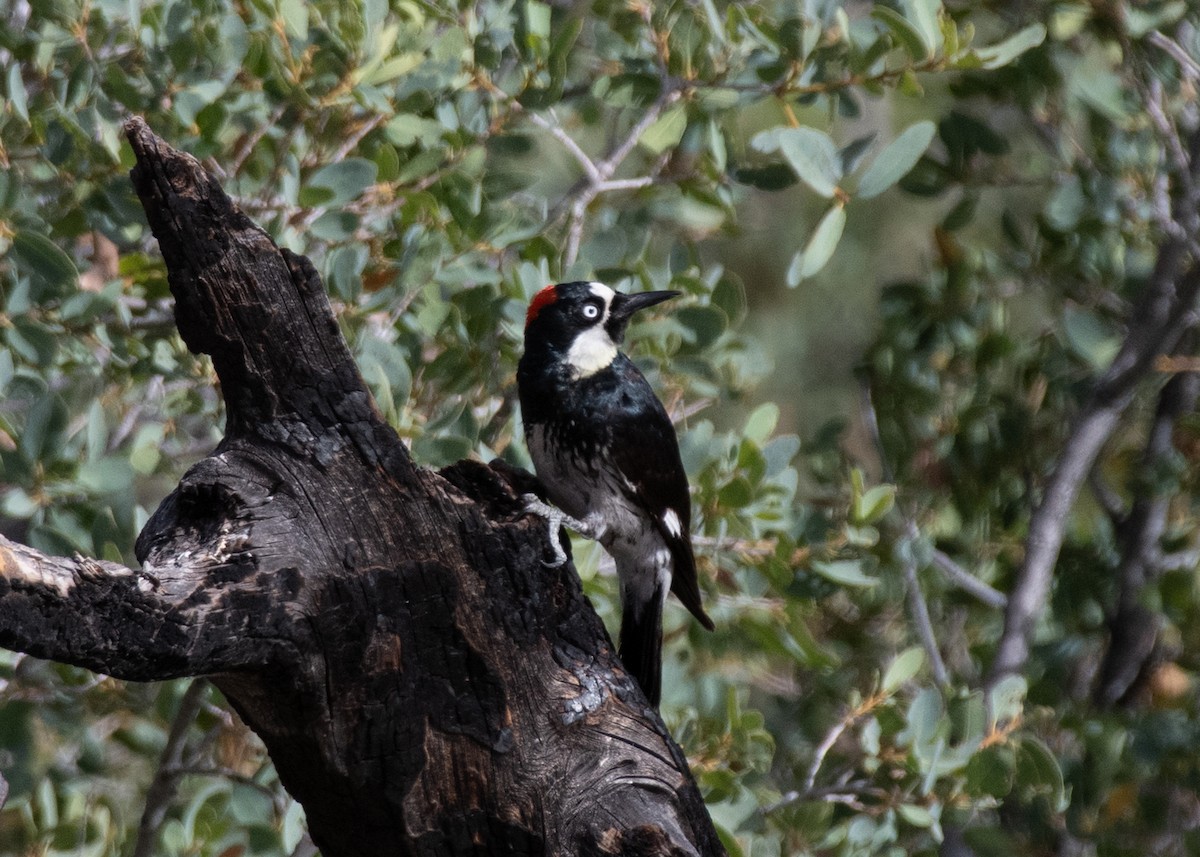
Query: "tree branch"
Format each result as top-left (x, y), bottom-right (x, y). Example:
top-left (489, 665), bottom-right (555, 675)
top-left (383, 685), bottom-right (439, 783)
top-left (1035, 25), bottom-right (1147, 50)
top-left (1094, 356), bottom-right (1200, 706)
top-left (929, 550), bottom-right (1007, 610)
top-left (0, 118), bottom-right (724, 857)
top-left (132, 679), bottom-right (211, 857)
top-left (1148, 30), bottom-right (1200, 80)
top-left (0, 535), bottom-right (282, 679)
top-left (988, 241), bottom-right (1200, 686)
top-left (901, 526), bottom-right (950, 687)
top-left (526, 86), bottom-right (683, 268)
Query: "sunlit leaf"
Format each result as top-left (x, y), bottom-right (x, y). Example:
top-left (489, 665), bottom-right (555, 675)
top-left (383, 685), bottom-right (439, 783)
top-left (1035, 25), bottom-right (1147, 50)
top-left (640, 105), bottom-right (688, 155)
top-left (752, 126), bottom-right (842, 197)
top-left (786, 204), bottom-right (846, 284)
top-left (974, 24), bottom-right (1045, 69)
top-left (882, 647), bottom-right (925, 693)
top-left (810, 559), bottom-right (879, 588)
top-left (304, 159), bottom-right (378, 207)
top-left (857, 121), bottom-right (936, 200)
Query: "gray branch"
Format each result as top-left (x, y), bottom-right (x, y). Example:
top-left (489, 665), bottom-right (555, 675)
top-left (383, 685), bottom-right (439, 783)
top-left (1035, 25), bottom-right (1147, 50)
top-left (989, 183), bottom-right (1200, 687)
top-left (132, 679), bottom-right (210, 857)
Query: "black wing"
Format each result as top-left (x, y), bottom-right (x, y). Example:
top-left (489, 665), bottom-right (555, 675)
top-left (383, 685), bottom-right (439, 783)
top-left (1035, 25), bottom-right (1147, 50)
top-left (606, 358), bottom-right (714, 630)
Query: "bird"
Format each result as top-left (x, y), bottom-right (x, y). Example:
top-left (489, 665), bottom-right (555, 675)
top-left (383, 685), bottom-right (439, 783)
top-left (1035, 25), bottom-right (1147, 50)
top-left (517, 280), bottom-right (714, 707)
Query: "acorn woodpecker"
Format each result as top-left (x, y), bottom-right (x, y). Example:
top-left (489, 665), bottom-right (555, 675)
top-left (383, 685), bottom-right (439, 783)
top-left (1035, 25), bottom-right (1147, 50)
top-left (517, 280), bottom-right (714, 707)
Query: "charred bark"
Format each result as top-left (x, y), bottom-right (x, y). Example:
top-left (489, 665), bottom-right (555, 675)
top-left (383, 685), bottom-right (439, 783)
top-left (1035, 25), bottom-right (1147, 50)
top-left (0, 119), bottom-right (723, 857)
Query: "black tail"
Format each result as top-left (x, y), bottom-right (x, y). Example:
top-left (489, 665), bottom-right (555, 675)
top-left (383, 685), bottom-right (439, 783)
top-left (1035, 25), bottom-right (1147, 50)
top-left (619, 587), bottom-right (665, 707)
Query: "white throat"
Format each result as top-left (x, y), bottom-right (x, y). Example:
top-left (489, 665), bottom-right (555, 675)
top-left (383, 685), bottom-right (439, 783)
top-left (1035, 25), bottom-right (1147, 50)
top-left (566, 282), bottom-right (618, 378)
top-left (567, 326), bottom-right (617, 378)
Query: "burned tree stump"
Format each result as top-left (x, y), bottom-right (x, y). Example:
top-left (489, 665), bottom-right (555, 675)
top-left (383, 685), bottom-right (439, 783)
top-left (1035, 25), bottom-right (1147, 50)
top-left (0, 119), bottom-right (724, 857)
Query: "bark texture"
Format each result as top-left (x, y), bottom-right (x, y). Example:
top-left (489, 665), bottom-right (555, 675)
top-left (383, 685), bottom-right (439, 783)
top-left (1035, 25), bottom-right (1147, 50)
top-left (0, 118), bottom-right (724, 857)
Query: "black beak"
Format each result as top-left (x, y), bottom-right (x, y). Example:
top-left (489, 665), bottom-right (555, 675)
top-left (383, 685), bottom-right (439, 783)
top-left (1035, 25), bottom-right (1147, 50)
top-left (608, 290), bottom-right (680, 324)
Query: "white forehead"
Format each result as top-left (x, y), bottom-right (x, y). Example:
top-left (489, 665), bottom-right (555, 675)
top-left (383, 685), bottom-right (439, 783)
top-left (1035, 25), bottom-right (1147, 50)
top-left (587, 282), bottom-right (615, 304)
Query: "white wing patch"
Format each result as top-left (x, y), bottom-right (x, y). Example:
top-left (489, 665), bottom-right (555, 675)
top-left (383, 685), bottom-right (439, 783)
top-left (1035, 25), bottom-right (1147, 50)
top-left (662, 508), bottom-right (683, 538)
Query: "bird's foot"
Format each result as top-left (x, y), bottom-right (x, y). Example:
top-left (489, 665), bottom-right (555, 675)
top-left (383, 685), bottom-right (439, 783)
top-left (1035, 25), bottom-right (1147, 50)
top-left (521, 494), bottom-right (598, 567)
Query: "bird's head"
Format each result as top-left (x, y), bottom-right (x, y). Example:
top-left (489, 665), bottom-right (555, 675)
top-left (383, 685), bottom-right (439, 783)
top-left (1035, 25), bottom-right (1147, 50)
top-left (523, 281), bottom-right (679, 378)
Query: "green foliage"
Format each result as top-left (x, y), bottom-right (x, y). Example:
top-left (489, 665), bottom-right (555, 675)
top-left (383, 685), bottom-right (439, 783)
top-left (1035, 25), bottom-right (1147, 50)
top-left (2, 0), bottom-right (1198, 854)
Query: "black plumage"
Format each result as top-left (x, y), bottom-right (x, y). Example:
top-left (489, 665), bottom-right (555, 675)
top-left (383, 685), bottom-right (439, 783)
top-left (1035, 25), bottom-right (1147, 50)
top-left (518, 281), bottom-right (713, 707)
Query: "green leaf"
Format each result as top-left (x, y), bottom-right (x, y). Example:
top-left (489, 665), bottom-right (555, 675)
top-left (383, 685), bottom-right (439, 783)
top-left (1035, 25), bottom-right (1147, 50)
top-left (130, 424), bottom-right (166, 474)
top-left (897, 803), bottom-right (935, 828)
top-left (18, 394), bottom-right (67, 463)
top-left (966, 746), bottom-right (1016, 798)
top-left (77, 457), bottom-right (134, 495)
top-left (305, 159), bottom-right (378, 207)
top-left (810, 559), bottom-right (878, 588)
top-left (839, 134), bottom-right (876, 174)
top-left (730, 162), bottom-right (797, 191)
top-left (676, 305), bottom-right (727, 350)
top-left (278, 0), bottom-right (308, 39)
top-left (2, 488), bottom-right (39, 518)
top-left (974, 24), bottom-right (1045, 69)
top-left (744, 403), bottom-right (779, 443)
top-left (987, 674), bottom-right (1027, 728)
top-left (857, 121), bottom-right (936, 200)
top-left (882, 646), bottom-right (925, 693)
top-left (1017, 736), bottom-right (1068, 812)
top-left (871, 7), bottom-right (929, 61)
top-left (1068, 50), bottom-right (1130, 123)
top-left (752, 127), bottom-right (841, 197)
top-left (639, 105), bottom-right (688, 155)
top-left (281, 801), bottom-right (307, 853)
top-left (10, 230), bottom-right (78, 298)
top-left (1062, 305), bottom-right (1120, 369)
top-left (85, 401), bottom-right (108, 463)
top-left (718, 476), bottom-right (754, 509)
top-left (6, 64), bottom-right (28, 123)
top-left (786, 204), bottom-right (846, 285)
top-left (905, 687), bottom-right (945, 749)
top-left (942, 193), bottom-right (978, 231)
top-left (8, 320), bottom-right (58, 366)
top-left (899, 0), bottom-right (943, 58)
top-left (853, 483), bottom-right (896, 524)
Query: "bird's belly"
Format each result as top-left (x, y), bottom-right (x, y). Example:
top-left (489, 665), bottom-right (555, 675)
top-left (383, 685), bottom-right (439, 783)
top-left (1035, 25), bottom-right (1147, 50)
top-left (526, 424), bottom-right (647, 543)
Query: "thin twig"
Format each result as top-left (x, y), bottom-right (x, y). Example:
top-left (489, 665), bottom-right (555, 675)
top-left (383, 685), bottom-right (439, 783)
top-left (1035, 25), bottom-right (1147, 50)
top-left (860, 378), bottom-right (953, 677)
top-left (132, 679), bottom-right (210, 857)
top-left (803, 713), bottom-right (854, 794)
top-left (762, 780), bottom-right (887, 814)
top-left (902, 525), bottom-right (950, 686)
top-left (229, 103), bottom-right (290, 176)
top-left (1148, 30), bottom-right (1200, 80)
top-left (930, 550), bottom-right (1008, 609)
top-left (595, 176), bottom-right (657, 193)
top-left (524, 111), bottom-right (602, 183)
top-left (526, 86), bottom-right (682, 269)
top-left (164, 764), bottom-right (282, 801)
top-left (329, 114), bottom-right (387, 164)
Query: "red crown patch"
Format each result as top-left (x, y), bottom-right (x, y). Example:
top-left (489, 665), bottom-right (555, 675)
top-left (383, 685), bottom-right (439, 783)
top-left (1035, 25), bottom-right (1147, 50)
top-left (526, 284), bottom-right (558, 328)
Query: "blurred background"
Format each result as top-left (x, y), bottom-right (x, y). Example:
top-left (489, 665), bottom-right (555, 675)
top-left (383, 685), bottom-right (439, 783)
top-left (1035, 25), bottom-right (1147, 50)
top-left (2, 0), bottom-right (1199, 855)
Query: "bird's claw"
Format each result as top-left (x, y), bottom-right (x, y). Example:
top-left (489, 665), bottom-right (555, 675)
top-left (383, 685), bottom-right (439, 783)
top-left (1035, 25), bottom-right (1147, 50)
top-left (522, 493), bottom-right (589, 566)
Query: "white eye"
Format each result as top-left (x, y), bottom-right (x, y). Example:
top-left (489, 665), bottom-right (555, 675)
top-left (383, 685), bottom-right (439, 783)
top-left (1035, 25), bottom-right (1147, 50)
top-left (582, 303), bottom-right (600, 320)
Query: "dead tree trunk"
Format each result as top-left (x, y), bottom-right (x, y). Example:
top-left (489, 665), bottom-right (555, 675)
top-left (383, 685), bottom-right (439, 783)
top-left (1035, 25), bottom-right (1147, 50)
top-left (0, 119), bottom-right (724, 857)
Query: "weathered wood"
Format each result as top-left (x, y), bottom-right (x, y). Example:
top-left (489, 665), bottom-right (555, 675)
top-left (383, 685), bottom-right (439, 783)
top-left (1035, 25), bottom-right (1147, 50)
top-left (0, 118), bottom-right (724, 857)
